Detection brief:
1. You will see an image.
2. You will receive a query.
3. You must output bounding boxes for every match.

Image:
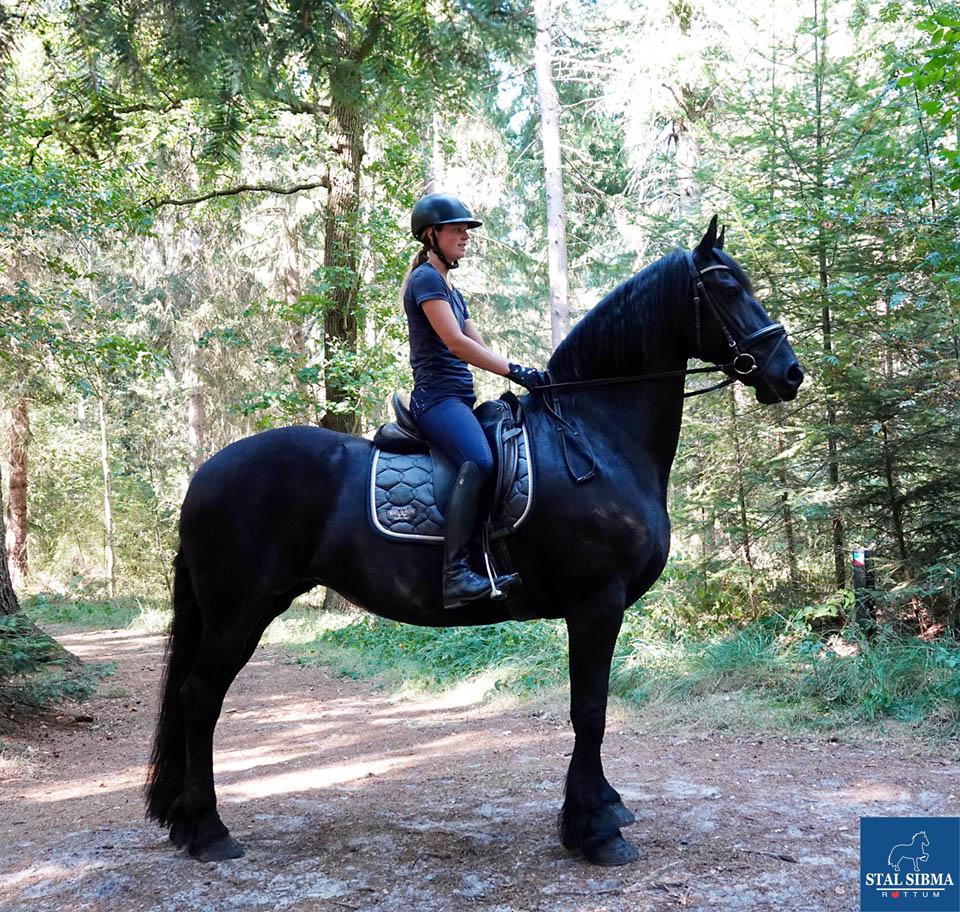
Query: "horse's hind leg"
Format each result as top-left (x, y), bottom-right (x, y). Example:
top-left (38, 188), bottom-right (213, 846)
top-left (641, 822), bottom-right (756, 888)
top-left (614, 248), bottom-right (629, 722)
top-left (561, 602), bottom-right (638, 866)
top-left (170, 605), bottom-right (279, 861)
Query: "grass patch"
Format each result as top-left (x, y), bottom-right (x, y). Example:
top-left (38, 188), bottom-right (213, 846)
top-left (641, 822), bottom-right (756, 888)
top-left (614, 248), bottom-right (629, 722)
top-left (796, 632), bottom-right (960, 730)
top-left (13, 589), bottom-right (959, 742)
top-left (0, 612), bottom-right (108, 723)
top-left (2, 591), bottom-right (161, 722)
top-left (609, 616), bottom-right (960, 739)
top-left (295, 614), bottom-right (569, 696)
top-left (261, 605), bottom-right (359, 647)
top-left (290, 608), bottom-right (960, 740)
top-left (21, 591), bottom-right (170, 632)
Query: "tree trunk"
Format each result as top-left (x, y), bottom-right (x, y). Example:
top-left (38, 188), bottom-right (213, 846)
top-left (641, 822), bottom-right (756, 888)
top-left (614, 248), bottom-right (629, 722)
top-left (322, 587), bottom-right (351, 613)
top-left (1, 462), bottom-right (83, 670)
top-left (185, 344), bottom-right (206, 477)
top-left (0, 462), bottom-right (20, 616)
top-left (694, 434), bottom-right (713, 564)
top-left (813, 0), bottom-right (845, 590)
top-left (320, 70), bottom-right (364, 436)
top-left (145, 458), bottom-right (173, 599)
top-left (729, 387), bottom-right (755, 608)
top-left (97, 388), bottom-right (116, 598)
top-left (673, 117), bottom-right (701, 223)
top-left (533, 0), bottom-right (570, 350)
top-left (5, 396), bottom-right (29, 588)
top-left (425, 109), bottom-right (444, 194)
top-left (281, 200), bottom-right (308, 423)
top-left (774, 411), bottom-right (801, 593)
top-left (765, 31), bottom-right (801, 596)
top-left (881, 421), bottom-right (911, 579)
top-left (822, 328), bottom-right (844, 588)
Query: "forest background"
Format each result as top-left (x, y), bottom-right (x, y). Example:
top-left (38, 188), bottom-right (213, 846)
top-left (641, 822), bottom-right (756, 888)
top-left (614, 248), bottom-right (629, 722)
top-left (2, 0), bottom-right (959, 730)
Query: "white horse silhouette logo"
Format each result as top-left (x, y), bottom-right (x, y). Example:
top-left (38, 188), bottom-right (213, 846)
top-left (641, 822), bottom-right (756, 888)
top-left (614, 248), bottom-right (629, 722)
top-left (889, 831), bottom-right (930, 872)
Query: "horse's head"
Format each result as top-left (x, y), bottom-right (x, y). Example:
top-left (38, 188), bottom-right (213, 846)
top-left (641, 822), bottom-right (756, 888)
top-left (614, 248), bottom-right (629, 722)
top-left (688, 217), bottom-right (804, 404)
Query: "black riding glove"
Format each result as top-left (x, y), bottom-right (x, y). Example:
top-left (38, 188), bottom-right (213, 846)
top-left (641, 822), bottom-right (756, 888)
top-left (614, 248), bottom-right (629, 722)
top-left (507, 363), bottom-right (551, 391)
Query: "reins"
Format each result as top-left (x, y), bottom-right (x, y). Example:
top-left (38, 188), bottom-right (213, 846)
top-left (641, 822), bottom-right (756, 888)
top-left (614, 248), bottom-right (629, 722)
top-left (533, 362), bottom-right (735, 397)
top-left (534, 251), bottom-right (789, 484)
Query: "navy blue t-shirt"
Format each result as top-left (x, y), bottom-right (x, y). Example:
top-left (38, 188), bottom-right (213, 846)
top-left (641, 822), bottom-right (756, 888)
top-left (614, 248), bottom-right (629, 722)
top-left (404, 263), bottom-right (476, 410)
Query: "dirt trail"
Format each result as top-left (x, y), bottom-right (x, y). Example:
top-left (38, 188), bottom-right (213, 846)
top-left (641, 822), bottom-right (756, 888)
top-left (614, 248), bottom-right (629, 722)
top-left (1, 629), bottom-right (958, 912)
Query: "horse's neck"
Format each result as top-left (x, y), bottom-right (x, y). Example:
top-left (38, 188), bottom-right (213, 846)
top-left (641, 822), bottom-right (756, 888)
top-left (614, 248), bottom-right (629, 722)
top-left (547, 254), bottom-right (691, 384)
top-left (540, 380), bottom-right (687, 484)
top-left (538, 257), bottom-right (692, 480)
top-left (597, 381), bottom-right (684, 444)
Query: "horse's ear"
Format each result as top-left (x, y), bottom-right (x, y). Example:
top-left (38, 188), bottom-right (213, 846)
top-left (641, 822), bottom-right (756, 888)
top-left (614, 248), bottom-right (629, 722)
top-left (696, 215), bottom-right (719, 257)
top-left (717, 224), bottom-right (726, 250)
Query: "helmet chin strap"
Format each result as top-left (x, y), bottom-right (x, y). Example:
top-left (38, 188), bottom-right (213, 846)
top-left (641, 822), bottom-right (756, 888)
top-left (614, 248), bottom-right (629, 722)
top-left (425, 228), bottom-right (459, 270)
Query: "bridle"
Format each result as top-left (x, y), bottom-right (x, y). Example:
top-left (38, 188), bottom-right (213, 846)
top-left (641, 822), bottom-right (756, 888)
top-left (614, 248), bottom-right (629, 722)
top-left (688, 252), bottom-right (789, 384)
top-left (535, 251), bottom-right (792, 484)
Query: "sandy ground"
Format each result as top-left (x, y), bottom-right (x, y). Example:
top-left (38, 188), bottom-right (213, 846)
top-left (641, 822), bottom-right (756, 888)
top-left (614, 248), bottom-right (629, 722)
top-left (1, 628), bottom-right (959, 912)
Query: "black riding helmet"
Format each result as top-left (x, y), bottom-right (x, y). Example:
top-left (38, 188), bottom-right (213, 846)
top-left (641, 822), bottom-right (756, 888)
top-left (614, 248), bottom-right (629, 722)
top-left (410, 193), bottom-right (482, 240)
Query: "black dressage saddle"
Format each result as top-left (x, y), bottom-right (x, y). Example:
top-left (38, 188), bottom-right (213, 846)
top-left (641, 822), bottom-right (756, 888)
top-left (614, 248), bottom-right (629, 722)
top-left (369, 392), bottom-right (534, 543)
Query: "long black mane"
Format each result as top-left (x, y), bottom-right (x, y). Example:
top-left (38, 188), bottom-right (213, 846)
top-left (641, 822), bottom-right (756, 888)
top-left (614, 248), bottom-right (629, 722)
top-left (547, 249), bottom-right (693, 381)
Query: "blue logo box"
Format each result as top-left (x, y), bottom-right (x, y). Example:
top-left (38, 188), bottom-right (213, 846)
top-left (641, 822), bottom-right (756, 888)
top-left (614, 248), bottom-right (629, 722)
top-left (861, 817), bottom-right (960, 912)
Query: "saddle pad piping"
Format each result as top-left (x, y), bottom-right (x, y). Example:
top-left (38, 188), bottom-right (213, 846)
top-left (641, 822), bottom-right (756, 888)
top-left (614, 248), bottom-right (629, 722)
top-left (509, 424), bottom-right (535, 530)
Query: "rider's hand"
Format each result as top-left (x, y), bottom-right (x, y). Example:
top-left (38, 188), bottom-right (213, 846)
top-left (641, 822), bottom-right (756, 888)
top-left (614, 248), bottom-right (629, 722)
top-left (507, 363), bottom-right (551, 391)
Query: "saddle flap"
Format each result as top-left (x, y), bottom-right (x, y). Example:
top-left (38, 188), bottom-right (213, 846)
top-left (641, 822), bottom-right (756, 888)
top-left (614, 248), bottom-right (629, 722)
top-left (475, 396), bottom-right (528, 533)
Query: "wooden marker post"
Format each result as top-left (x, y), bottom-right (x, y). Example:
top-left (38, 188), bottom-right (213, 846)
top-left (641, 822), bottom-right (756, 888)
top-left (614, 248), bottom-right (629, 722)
top-left (853, 546), bottom-right (876, 631)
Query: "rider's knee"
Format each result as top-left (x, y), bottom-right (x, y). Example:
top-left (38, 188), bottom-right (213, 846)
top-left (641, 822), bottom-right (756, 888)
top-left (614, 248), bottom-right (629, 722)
top-left (473, 451), bottom-right (494, 482)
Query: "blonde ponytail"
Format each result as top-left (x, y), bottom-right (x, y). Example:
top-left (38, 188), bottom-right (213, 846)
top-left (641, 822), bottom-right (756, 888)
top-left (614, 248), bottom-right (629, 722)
top-left (399, 244), bottom-right (430, 304)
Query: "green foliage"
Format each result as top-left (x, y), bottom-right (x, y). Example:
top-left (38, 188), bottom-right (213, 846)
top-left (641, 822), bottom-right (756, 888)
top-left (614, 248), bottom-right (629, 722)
top-left (21, 591), bottom-right (166, 630)
top-left (313, 615), bottom-right (568, 694)
top-left (55, 0), bottom-right (529, 167)
top-left (3, 0), bottom-right (960, 649)
top-left (799, 630), bottom-right (960, 726)
top-left (608, 622), bottom-right (960, 736)
top-left (0, 613), bottom-right (104, 716)
top-left (638, 557), bottom-right (764, 638)
top-left (895, 2), bottom-right (960, 186)
top-left (289, 607), bottom-right (960, 737)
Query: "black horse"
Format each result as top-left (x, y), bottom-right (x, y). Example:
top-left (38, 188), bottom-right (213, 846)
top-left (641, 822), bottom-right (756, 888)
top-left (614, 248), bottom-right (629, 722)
top-left (146, 217), bottom-right (803, 866)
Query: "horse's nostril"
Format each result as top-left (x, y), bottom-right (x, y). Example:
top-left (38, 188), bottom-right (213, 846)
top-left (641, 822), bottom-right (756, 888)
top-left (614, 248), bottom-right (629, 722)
top-left (787, 363), bottom-right (804, 385)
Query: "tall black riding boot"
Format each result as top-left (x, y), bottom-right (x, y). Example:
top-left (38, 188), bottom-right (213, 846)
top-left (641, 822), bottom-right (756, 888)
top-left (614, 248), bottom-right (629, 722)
top-left (442, 462), bottom-right (507, 610)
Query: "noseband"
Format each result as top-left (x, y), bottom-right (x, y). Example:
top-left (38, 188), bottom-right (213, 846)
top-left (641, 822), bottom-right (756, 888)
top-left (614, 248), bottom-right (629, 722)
top-left (686, 252), bottom-right (788, 381)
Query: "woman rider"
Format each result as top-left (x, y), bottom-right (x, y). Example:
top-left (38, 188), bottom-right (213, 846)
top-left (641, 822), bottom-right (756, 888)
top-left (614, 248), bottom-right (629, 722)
top-left (402, 193), bottom-right (547, 609)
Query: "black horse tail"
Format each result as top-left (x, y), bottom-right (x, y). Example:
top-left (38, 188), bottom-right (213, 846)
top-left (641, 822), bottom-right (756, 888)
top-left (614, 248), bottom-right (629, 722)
top-left (145, 547), bottom-right (202, 825)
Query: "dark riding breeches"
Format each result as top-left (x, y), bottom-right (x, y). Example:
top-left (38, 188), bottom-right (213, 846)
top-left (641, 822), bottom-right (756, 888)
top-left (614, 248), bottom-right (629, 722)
top-left (411, 394), bottom-right (494, 481)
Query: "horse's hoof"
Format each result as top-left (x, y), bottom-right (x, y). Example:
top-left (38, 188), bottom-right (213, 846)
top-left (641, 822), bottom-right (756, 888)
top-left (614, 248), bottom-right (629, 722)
top-left (584, 835), bottom-right (639, 866)
top-left (605, 801), bottom-right (636, 827)
top-left (190, 834), bottom-right (245, 862)
top-left (169, 821), bottom-right (191, 849)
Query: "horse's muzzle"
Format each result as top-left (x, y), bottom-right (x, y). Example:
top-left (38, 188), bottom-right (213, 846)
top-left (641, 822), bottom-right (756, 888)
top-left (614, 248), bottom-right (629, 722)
top-left (755, 360), bottom-right (804, 403)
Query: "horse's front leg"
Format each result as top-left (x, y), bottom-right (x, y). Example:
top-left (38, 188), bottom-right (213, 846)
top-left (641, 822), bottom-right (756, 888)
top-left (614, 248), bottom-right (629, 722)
top-left (561, 602), bottom-right (638, 866)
